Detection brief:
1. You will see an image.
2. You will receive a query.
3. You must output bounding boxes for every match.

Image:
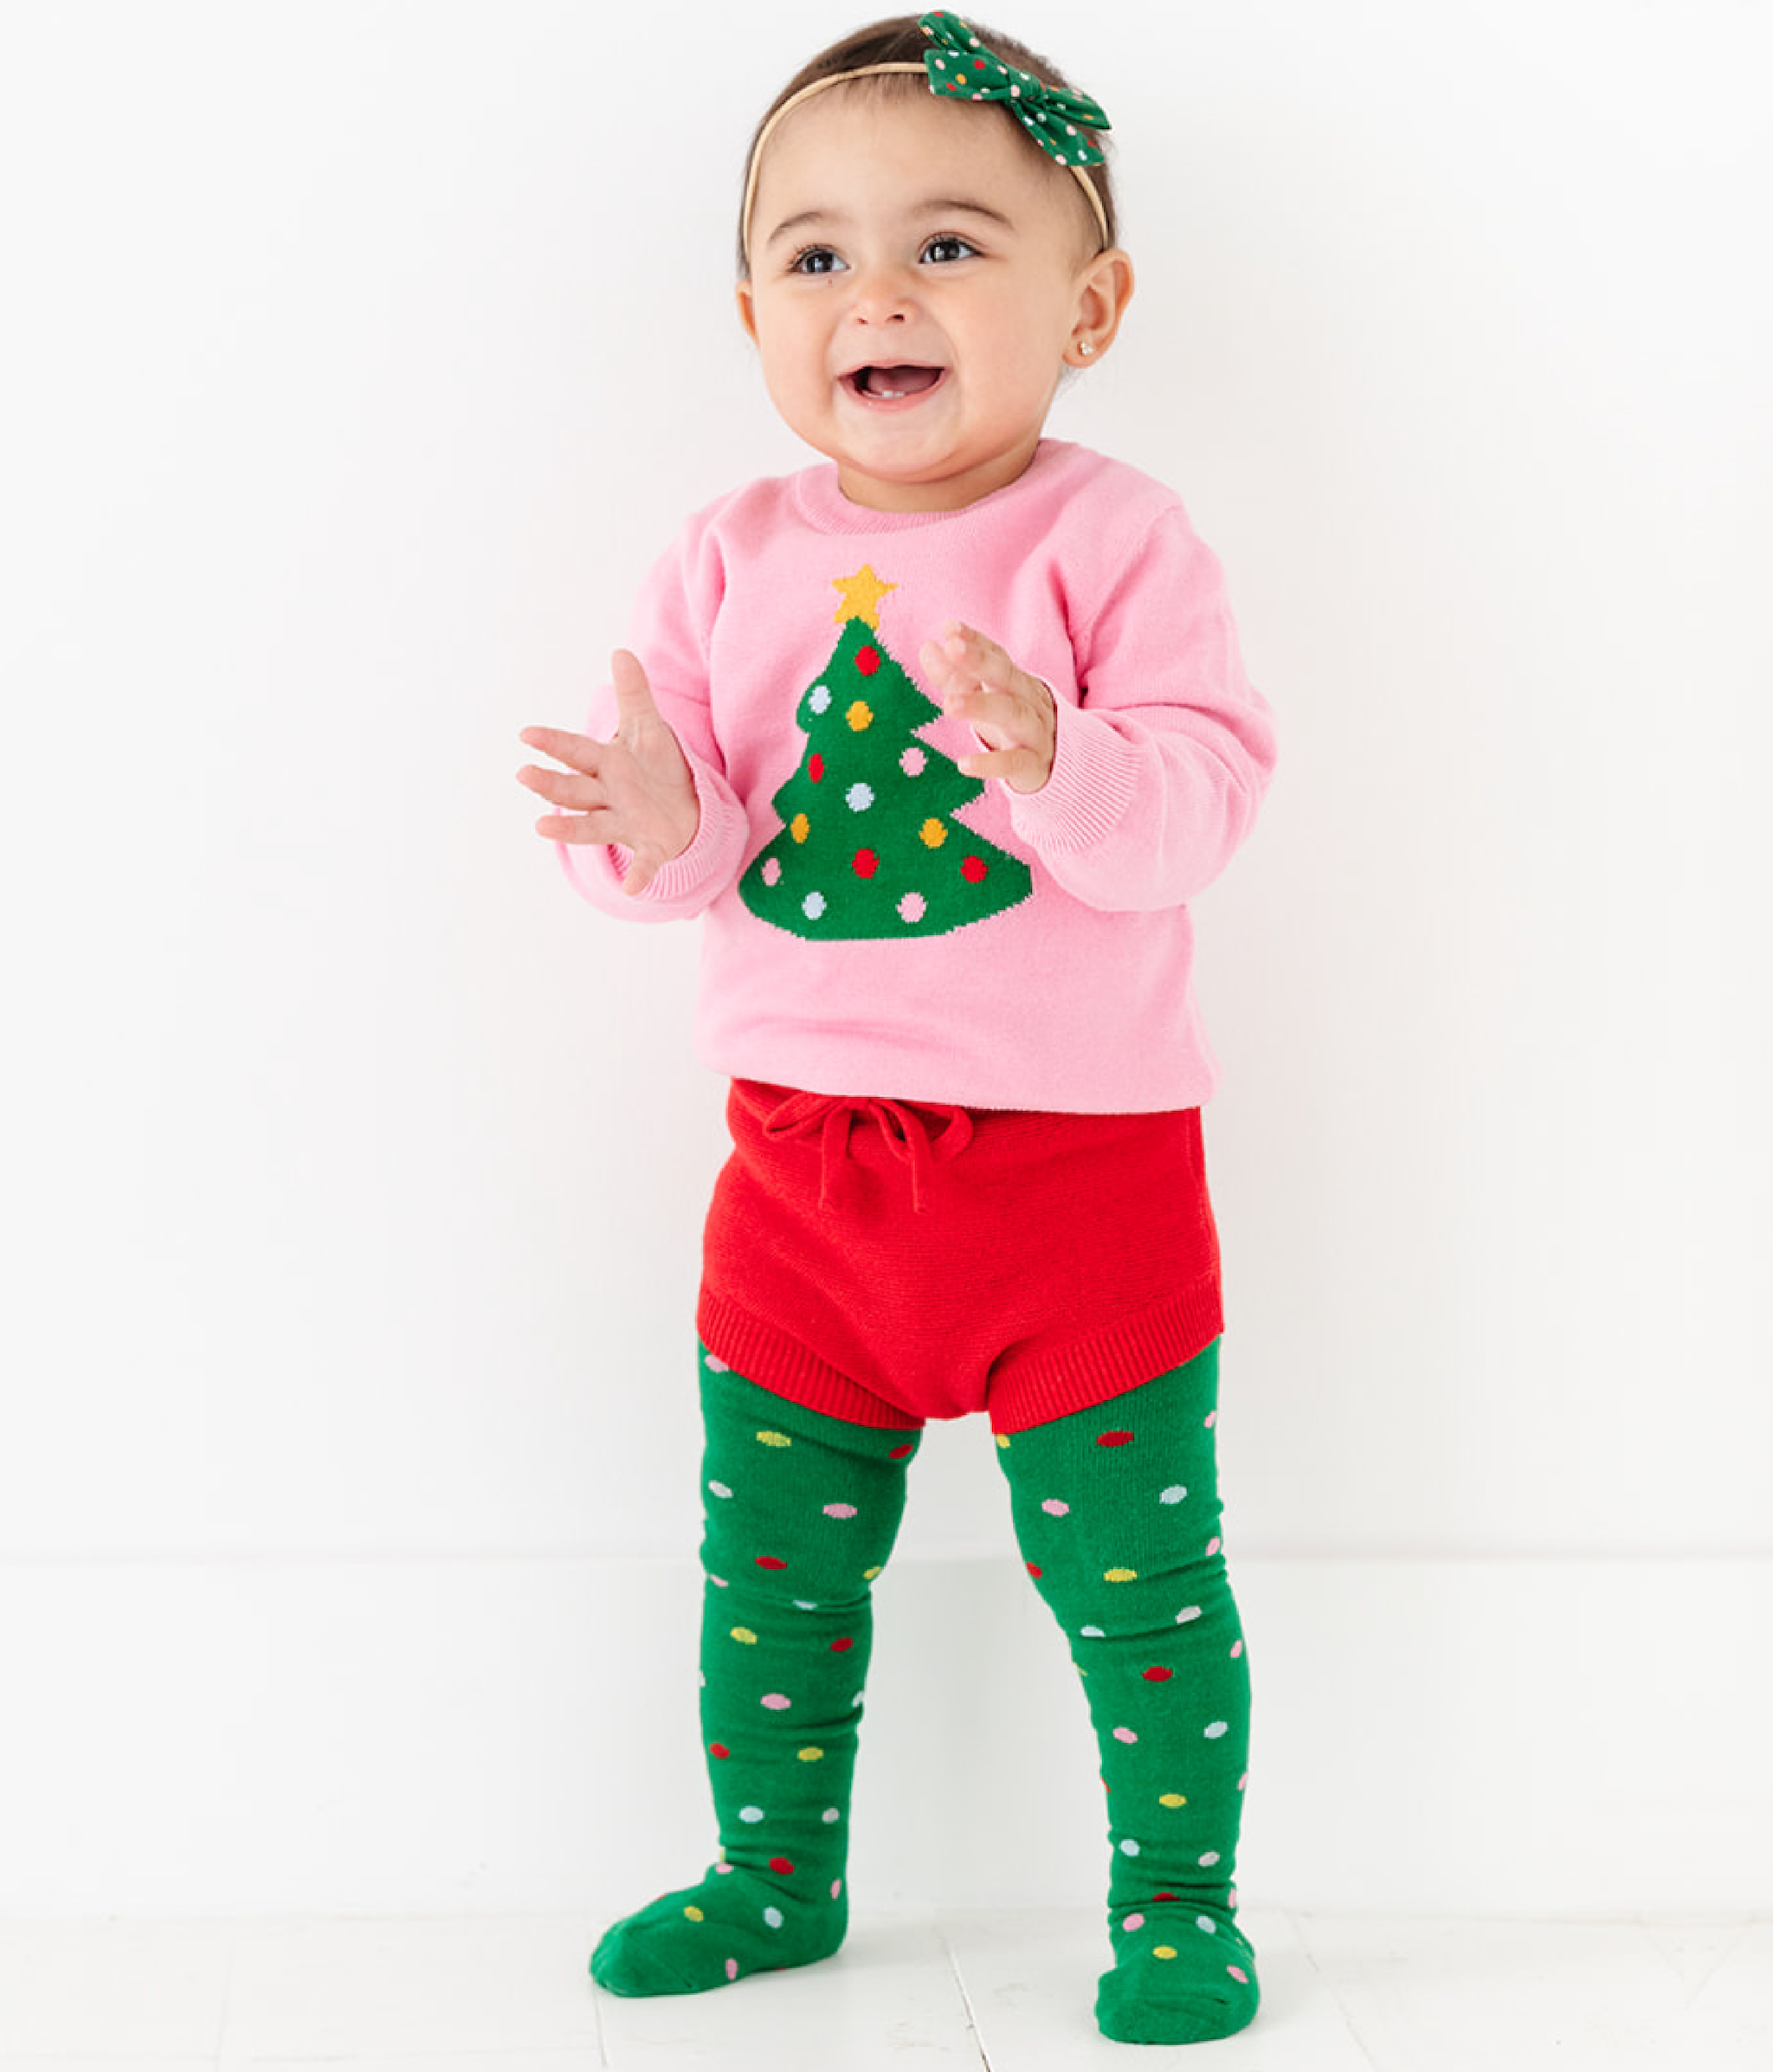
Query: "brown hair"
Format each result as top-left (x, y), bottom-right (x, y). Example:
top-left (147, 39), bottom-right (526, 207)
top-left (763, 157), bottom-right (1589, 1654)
top-left (738, 14), bottom-right (1118, 276)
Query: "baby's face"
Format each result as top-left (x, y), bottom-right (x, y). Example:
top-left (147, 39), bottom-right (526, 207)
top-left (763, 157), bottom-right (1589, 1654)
top-left (738, 87), bottom-right (1113, 513)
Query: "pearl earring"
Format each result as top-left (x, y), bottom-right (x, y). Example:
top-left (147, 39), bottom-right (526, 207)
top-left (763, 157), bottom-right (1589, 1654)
top-left (1076, 339), bottom-right (1095, 358)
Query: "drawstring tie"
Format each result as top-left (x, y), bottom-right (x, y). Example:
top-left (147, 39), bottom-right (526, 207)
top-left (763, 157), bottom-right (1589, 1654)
top-left (762, 1091), bottom-right (975, 1213)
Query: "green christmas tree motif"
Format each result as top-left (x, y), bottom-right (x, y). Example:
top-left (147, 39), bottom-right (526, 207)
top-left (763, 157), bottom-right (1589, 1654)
top-left (740, 565), bottom-right (1035, 941)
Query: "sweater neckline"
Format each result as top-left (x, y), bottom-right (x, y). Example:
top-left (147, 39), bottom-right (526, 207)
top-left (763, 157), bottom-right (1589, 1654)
top-left (790, 440), bottom-right (1068, 534)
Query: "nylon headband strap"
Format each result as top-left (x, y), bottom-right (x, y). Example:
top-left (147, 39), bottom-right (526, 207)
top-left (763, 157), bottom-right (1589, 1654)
top-left (740, 61), bottom-right (1112, 268)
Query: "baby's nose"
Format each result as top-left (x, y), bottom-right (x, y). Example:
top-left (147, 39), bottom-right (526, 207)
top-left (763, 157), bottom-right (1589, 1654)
top-left (847, 263), bottom-right (915, 322)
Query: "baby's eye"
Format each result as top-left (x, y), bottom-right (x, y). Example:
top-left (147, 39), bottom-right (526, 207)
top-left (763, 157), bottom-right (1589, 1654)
top-left (921, 235), bottom-right (980, 264)
top-left (790, 246), bottom-right (846, 276)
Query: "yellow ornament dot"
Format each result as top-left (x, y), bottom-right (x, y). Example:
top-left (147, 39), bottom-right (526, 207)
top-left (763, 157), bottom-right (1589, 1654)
top-left (758, 1431), bottom-right (792, 1449)
top-left (797, 1746), bottom-right (825, 1763)
top-left (1159, 1793), bottom-right (1188, 1808)
top-left (863, 1565), bottom-right (884, 1580)
top-left (1105, 1567), bottom-right (1138, 1583)
top-left (1154, 1945), bottom-right (1178, 1960)
top-left (790, 813), bottom-right (810, 843)
top-left (848, 700), bottom-right (874, 731)
top-left (919, 817), bottom-right (949, 849)
top-left (684, 1905), bottom-right (705, 1921)
top-left (996, 1434), bottom-right (1011, 1449)
top-left (732, 1627), bottom-right (758, 1645)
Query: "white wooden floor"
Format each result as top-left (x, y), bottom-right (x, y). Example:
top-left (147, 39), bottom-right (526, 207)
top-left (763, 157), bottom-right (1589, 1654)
top-left (0, 1909), bottom-right (1766, 2069)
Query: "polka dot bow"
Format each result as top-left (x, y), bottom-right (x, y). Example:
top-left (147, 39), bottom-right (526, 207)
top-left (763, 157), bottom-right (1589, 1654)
top-left (918, 10), bottom-right (1110, 169)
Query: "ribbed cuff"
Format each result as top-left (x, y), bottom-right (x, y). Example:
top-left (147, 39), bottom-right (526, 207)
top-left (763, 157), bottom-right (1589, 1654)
top-left (697, 1276), bottom-right (1224, 1439)
top-left (696, 1289), bottom-right (926, 1430)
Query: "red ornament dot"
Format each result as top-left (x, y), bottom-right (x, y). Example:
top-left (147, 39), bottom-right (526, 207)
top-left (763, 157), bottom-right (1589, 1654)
top-left (960, 855), bottom-right (988, 883)
top-left (1143, 1667), bottom-right (1174, 1682)
top-left (769, 1856), bottom-right (796, 1875)
top-left (831, 1636), bottom-right (855, 1654)
top-left (889, 1443), bottom-right (914, 1459)
top-left (854, 848), bottom-right (879, 879)
top-left (809, 753), bottom-right (825, 782)
top-left (1098, 1430), bottom-right (1134, 1449)
top-left (756, 1555), bottom-right (787, 1571)
top-left (1026, 1561), bottom-right (1043, 1578)
top-left (1155, 1891), bottom-right (1180, 1902)
top-left (855, 645), bottom-right (881, 675)
top-left (710, 1743), bottom-right (731, 1759)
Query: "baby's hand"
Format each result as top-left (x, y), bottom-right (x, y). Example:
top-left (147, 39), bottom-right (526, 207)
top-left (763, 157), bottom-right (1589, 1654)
top-left (918, 622), bottom-right (1056, 796)
top-left (518, 650), bottom-right (700, 895)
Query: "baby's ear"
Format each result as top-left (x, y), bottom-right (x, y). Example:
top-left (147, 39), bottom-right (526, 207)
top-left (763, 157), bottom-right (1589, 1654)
top-left (735, 280), bottom-right (759, 346)
top-left (1076, 247), bottom-right (1136, 361)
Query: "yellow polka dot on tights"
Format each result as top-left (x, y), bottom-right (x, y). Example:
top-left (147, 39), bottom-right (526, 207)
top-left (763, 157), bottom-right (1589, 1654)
top-left (1105, 1567), bottom-right (1138, 1583)
top-left (732, 1627), bottom-right (758, 1645)
top-left (863, 1565), bottom-right (884, 1580)
top-left (1159, 1792), bottom-right (1188, 1808)
top-left (758, 1431), bottom-right (792, 1448)
top-left (684, 1905), bottom-right (705, 1921)
top-left (797, 1746), bottom-right (825, 1762)
top-left (1154, 1945), bottom-right (1177, 1960)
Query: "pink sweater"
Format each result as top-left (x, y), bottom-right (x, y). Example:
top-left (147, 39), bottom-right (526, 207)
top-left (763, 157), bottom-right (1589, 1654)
top-left (560, 440), bottom-right (1275, 1113)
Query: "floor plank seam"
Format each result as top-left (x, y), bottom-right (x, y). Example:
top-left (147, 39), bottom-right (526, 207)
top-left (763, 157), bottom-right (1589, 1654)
top-left (938, 1926), bottom-right (996, 2070)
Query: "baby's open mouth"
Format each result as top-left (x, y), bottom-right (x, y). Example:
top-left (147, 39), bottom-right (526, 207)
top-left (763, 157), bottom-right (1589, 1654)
top-left (846, 365), bottom-right (944, 400)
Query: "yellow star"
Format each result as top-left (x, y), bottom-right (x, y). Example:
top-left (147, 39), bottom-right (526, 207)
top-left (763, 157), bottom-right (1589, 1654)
top-left (831, 564), bottom-right (898, 630)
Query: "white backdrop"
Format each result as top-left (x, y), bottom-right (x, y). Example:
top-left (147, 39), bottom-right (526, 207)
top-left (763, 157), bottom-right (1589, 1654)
top-left (3, 0), bottom-right (1770, 1919)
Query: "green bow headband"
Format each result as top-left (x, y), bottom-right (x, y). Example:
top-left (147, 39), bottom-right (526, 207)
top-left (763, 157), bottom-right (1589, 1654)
top-left (742, 11), bottom-right (1113, 263)
top-left (919, 11), bottom-right (1110, 172)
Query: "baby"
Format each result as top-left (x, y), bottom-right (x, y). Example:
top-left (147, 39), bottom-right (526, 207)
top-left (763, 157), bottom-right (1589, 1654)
top-left (518, 11), bottom-right (1276, 2046)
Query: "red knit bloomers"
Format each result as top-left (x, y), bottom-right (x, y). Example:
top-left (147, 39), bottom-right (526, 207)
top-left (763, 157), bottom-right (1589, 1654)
top-left (697, 1079), bottom-right (1224, 1435)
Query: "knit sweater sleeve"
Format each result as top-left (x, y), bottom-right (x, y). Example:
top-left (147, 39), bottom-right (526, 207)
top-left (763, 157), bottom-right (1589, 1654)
top-left (555, 518), bottom-right (751, 921)
top-left (1006, 503), bottom-right (1275, 912)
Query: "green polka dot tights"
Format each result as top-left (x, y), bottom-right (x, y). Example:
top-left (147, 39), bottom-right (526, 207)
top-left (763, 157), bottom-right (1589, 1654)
top-left (590, 1341), bottom-right (1256, 2045)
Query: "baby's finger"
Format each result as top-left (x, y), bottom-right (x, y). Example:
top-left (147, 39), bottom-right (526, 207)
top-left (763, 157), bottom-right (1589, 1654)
top-left (917, 634), bottom-right (970, 697)
top-left (609, 649), bottom-right (661, 726)
top-left (535, 805), bottom-right (623, 845)
top-left (957, 742), bottom-right (1050, 793)
top-left (518, 761), bottom-right (606, 812)
top-left (940, 621), bottom-right (1020, 693)
top-left (519, 725), bottom-right (603, 773)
